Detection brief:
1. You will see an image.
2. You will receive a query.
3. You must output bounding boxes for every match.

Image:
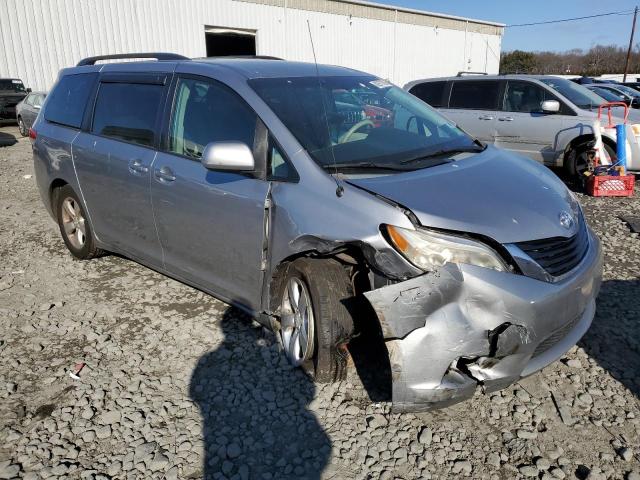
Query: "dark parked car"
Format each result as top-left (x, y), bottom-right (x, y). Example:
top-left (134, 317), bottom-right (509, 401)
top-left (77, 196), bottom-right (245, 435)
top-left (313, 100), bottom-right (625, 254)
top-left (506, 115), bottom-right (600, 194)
top-left (16, 92), bottom-right (46, 136)
top-left (622, 82), bottom-right (640, 92)
top-left (0, 78), bottom-right (29, 124)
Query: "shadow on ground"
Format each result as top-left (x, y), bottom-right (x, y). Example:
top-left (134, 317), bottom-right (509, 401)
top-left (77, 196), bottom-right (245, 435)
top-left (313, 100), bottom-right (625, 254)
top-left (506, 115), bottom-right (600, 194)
top-left (580, 279), bottom-right (640, 398)
top-left (0, 131), bottom-right (17, 147)
top-left (189, 306), bottom-right (331, 479)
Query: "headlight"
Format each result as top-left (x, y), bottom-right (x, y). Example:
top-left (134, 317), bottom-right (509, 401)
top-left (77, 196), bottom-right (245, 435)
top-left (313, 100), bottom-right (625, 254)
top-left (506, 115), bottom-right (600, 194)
top-left (384, 225), bottom-right (509, 272)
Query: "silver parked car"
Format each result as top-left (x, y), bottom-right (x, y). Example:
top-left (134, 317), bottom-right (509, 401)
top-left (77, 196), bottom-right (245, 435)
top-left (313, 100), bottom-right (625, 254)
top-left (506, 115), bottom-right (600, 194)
top-left (405, 74), bottom-right (640, 176)
top-left (32, 54), bottom-right (602, 411)
top-left (16, 91), bottom-right (46, 136)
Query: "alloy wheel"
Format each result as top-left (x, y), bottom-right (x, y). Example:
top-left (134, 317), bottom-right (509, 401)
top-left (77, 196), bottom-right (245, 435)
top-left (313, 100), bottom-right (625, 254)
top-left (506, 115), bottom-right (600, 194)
top-left (280, 277), bottom-right (315, 366)
top-left (60, 197), bottom-right (86, 250)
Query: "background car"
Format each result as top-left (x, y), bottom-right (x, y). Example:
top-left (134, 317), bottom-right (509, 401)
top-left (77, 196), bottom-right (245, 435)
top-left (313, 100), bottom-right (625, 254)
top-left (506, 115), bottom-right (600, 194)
top-left (0, 78), bottom-right (29, 124)
top-left (587, 84), bottom-right (640, 109)
top-left (405, 74), bottom-right (640, 176)
top-left (15, 91), bottom-right (46, 136)
top-left (585, 84), bottom-right (630, 105)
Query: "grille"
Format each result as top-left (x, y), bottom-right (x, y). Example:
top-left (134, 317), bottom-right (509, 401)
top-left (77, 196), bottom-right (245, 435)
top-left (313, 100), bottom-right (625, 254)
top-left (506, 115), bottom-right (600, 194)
top-left (516, 218), bottom-right (589, 277)
top-left (532, 313), bottom-right (581, 358)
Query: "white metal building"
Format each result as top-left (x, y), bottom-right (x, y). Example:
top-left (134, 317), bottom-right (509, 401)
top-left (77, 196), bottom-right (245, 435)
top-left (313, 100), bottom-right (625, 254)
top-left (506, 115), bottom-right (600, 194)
top-left (0, 0), bottom-right (504, 91)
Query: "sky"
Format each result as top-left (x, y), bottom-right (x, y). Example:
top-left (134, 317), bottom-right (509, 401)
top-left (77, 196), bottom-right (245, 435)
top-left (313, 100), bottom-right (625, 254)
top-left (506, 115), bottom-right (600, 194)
top-left (369, 0), bottom-right (639, 52)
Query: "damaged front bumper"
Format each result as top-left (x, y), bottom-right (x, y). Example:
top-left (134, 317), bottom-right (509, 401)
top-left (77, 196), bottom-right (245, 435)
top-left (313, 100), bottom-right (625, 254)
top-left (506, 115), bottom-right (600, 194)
top-left (364, 229), bottom-right (603, 412)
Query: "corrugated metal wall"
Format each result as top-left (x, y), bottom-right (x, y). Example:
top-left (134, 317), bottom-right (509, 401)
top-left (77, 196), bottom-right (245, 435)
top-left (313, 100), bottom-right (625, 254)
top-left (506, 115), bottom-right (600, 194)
top-left (0, 0), bottom-right (503, 91)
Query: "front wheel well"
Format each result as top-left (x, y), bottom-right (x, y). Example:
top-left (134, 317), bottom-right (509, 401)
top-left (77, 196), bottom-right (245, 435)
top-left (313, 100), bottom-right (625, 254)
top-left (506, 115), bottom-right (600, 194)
top-left (267, 245), bottom-right (371, 318)
top-left (564, 134), bottom-right (596, 159)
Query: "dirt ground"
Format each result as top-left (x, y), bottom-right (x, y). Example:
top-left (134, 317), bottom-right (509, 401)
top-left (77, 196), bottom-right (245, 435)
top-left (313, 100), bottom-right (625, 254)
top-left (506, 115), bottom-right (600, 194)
top-left (0, 124), bottom-right (639, 480)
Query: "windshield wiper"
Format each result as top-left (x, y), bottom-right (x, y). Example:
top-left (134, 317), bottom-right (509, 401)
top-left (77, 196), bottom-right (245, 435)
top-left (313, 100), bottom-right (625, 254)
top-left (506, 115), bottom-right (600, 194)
top-left (400, 145), bottom-right (485, 165)
top-left (323, 162), bottom-right (410, 172)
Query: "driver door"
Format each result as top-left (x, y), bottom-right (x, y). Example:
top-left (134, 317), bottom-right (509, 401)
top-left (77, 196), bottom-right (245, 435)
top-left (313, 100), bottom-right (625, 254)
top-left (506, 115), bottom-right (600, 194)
top-left (150, 74), bottom-right (269, 311)
top-left (494, 80), bottom-right (564, 165)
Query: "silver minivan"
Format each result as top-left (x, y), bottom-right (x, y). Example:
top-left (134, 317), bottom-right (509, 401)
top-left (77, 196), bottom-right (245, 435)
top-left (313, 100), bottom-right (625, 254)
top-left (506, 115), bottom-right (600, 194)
top-left (405, 74), bottom-right (640, 177)
top-left (33, 54), bottom-right (602, 411)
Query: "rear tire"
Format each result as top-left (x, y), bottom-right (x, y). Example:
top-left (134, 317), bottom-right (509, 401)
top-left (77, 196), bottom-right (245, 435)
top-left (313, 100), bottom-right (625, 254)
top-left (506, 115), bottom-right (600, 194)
top-left (17, 117), bottom-right (27, 137)
top-left (278, 258), bottom-right (355, 382)
top-left (55, 185), bottom-right (103, 259)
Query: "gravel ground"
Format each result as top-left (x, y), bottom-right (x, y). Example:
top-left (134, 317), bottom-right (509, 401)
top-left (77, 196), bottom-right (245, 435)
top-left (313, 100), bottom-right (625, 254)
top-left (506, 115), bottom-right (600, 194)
top-left (0, 124), bottom-right (639, 480)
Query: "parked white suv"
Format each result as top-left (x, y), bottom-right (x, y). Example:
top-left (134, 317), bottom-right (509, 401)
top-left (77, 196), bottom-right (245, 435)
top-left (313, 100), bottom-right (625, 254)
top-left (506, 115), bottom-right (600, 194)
top-left (405, 74), bottom-right (640, 177)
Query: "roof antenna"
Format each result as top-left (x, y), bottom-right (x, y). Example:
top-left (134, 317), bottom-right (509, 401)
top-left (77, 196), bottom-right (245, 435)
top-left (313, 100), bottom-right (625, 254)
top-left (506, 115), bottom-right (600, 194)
top-left (306, 19), bottom-right (344, 198)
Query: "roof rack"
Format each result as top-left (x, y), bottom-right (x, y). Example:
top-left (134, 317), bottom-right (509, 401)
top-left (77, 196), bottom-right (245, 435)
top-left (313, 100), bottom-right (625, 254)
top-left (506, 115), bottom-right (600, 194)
top-left (77, 53), bottom-right (189, 66)
top-left (456, 71), bottom-right (488, 77)
top-left (197, 55), bottom-right (284, 61)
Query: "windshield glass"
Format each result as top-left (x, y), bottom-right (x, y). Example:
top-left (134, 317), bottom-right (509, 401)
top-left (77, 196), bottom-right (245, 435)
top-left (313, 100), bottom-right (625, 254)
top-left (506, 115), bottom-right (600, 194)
top-left (610, 84), bottom-right (640, 98)
top-left (589, 87), bottom-right (626, 102)
top-left (0, 79), bottom-right (26, 94)
top-left (540, 77), bottom-right (605, 110)
top-left (249, 75), bottom-right (479, 171)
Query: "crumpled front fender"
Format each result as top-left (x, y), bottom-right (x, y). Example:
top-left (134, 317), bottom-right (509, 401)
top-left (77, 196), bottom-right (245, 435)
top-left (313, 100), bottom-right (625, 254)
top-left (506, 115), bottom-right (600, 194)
top-left (364, 232), bottom-right (602, 412)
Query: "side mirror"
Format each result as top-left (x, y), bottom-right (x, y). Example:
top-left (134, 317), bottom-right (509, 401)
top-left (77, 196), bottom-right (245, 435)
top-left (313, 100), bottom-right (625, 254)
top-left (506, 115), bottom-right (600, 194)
top-left (26, 88), bottom-right (32, 93)
top-left (201, 141), bottom-right (255, 172)
top-left (541, 100), bottom-right (560, 113)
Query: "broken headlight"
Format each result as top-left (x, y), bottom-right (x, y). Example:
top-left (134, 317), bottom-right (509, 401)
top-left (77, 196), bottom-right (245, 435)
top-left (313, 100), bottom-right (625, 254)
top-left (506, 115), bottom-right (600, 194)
top-left (384, 225), bottom-right (509, 272)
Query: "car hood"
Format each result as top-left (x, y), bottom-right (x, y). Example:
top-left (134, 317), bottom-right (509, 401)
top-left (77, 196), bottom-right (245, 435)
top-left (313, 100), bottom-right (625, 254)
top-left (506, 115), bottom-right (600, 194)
top-left (581, 105), bottom-right (640, 123)
top-left (346, 146), bottom-right (580, 244)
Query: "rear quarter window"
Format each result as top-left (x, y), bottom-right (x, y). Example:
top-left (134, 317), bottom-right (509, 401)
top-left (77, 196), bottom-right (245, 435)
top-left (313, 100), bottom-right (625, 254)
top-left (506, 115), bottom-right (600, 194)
top-left (449, 80), bottom-right (501, 110)
top-left (409, 81), bottom-right (447, 108)
top-left (44, 73), bottom-right (97, 128)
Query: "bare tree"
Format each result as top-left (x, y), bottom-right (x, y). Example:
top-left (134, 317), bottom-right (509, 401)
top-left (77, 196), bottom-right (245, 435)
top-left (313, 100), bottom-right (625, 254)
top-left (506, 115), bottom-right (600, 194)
top-left (500, 45), bottom-right (638, 76)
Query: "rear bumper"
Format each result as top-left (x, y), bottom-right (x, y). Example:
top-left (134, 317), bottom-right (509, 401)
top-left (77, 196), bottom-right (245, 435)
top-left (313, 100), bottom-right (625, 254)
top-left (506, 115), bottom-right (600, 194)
top-left (364, 228), bottom-right (603, 412)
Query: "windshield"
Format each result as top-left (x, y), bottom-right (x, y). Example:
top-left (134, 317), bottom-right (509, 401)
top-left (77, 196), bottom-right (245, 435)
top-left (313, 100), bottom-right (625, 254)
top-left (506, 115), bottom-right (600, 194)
top-left (249, 75), bottom-right (479, 171)
top-left (609, 84), bottom-right (640, 98)
top-left (540, 77), bottom-right (605, 110)
top-left (589, 87), bottom-right (626, 102)
top-left (0, 79), bottom-right (26, 94)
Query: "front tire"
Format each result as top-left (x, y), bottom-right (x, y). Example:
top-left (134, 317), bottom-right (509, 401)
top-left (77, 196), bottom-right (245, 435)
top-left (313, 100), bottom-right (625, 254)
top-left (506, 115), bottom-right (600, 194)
top-left (55, 185), bottom-right (103, 259)
top-left (565, 144), bottom-right (592, 180)
top-left (278, 258), bottom-right (355, 382)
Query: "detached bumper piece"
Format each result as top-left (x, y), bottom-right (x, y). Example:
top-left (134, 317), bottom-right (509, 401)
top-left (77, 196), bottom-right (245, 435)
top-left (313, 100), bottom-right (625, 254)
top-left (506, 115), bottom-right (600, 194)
top-left (364, 231), bottom-right (602, 412)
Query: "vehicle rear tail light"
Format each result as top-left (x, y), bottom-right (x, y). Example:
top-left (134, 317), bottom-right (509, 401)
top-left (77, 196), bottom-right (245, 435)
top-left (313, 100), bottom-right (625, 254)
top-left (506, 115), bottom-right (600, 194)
top-left (28, 128), bottom-right (36, 140)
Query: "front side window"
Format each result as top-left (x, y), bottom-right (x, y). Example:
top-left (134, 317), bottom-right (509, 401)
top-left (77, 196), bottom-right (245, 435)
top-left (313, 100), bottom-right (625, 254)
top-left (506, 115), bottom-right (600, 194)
top-left (92, 82), bottom-right (163, 147)
top-left (503, 81), bottom-right (553, 113)
top-left (449, 80), bottom-right (501, 110)
top-left (589, 87), bottom-right (625, 103)
top-left (45, 73), bottom-right (96, 129)
top-left (409, 81), bottom-right (447, 108)
top-left (168, 77), bottom-right (257, 159)
top-left (540, 77), bottom-right (605, 110)
top-left (249, 75), bottom-right (480, 173)
top-left (268, 139), bottom-right (294, 180)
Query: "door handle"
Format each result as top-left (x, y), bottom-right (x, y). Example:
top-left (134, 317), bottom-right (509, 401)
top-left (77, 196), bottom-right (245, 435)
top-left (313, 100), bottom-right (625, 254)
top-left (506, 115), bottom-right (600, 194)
top-left (128, 159), bottom-right (149, 174)
top-left (478, 115), bottom-right (495, 120)
top-left (154, 166), bottom-right (176, 183)
top-left (498, 116), bottom-right (515, 122)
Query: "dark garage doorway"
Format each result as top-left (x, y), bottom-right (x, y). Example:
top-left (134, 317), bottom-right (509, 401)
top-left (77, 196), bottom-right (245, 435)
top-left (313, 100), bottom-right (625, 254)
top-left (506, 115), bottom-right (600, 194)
top-left (205, 28), bottom-right (256, 57)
